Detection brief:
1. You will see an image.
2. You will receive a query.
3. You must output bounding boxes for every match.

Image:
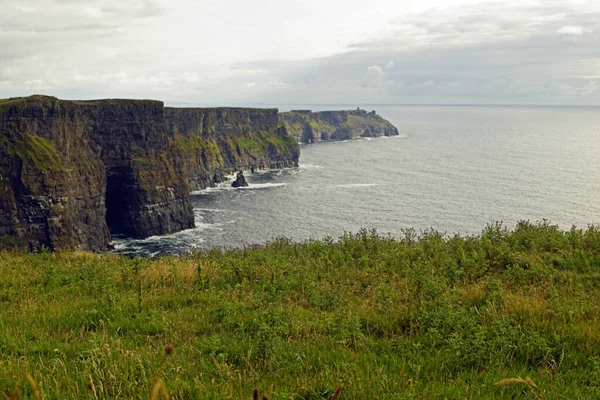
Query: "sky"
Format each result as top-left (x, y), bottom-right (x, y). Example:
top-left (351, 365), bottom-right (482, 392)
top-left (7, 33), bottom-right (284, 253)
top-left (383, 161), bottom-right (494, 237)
top-left (1, 0), bottom-right (599, 105)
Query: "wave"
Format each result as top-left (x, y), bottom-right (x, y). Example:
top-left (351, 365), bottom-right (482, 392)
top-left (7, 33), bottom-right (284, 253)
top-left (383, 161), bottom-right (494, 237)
top-left (298, 163), bottom-right (324, 170)
top-left (111, 221), bottom-right (220, 247)
top-left (194, 182), bottom-right (288, 194)
top-left (239, 182), bottom-right (287, 190)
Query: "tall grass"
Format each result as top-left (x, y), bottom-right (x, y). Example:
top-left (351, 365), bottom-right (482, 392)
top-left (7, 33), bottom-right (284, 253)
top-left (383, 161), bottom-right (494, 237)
top-left (1, 221), bottom-right (600, 398)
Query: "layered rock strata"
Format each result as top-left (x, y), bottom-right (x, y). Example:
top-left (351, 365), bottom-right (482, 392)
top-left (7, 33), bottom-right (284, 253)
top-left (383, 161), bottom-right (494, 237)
top-left (0, 96), bottom-right (299, 251)
top-left (166, 107), bottom-right (298, 191)
top-left (279, 108), bottom-right (399, 143)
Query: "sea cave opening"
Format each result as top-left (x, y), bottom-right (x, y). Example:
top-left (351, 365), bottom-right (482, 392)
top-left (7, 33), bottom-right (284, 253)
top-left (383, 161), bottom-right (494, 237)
top-left (104, 168), bottom-right (132, 236)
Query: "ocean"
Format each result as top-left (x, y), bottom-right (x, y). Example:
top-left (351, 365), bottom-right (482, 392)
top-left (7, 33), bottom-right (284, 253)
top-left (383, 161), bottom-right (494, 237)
top-left (113, 105), bottom-right (600, 257)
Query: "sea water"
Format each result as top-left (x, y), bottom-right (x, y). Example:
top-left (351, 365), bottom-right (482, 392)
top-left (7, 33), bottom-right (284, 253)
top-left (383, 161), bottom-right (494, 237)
top-left (113, 105), bottom-right (600, 257)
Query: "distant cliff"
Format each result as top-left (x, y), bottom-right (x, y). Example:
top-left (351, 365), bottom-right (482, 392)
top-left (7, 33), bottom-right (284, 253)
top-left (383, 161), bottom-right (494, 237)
top-left (166, 107), bottom-right (298, 191)
top-left (279, 109), bottom-right (399, 143)
top-left (0, 96), bottom-right (298, 251)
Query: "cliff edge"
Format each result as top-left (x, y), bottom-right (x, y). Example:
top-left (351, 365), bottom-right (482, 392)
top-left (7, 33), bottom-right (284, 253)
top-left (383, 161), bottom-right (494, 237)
top-left (279, 108), bottom-right (399, 143)
top-left (0, 96), bottom-right (298, 251)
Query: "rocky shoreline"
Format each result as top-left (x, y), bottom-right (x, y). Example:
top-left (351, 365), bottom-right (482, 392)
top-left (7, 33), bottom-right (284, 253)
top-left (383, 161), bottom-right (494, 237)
top-left (0, 96), bottom-right (399, 252)
top-left (279, 108), bottom-right (398, 143)
top-left (0, 96), bottom-right (299, 251)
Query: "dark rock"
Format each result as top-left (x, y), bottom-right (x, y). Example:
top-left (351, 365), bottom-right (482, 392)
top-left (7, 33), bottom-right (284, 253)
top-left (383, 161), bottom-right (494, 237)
top-left (279, 109), bottom-right (399, 144)
top-left (231, 171), bottom-right (249, 187)
top-left (165, 107), bottom-right (299, 192)
top-left (0, 95), bottom-right (299, 251)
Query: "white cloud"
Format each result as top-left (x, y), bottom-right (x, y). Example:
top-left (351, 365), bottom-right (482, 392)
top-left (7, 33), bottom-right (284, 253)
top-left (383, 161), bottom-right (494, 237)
top-left (1, 0), bottom-right (600, 104)
top-left (557, 25), bottom-right (585, 35)
top-left (235, 2), bottom-right (600, 105)
top-left (364, 65), bottom-right (383, 76)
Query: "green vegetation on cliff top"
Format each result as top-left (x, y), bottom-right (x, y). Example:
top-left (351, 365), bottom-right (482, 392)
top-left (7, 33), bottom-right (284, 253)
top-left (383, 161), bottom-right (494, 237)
top-left (2, 221), bottom-right (600, 398)
top-left (171, 134), bottom-right (221, 155)
top-left (0, 96), bottom-right (58, 113)
top-left (0, 133), bottom-right (63, 171)
top-left (0, 98), bottom-right (23, 113)
top-left (309, 119), bottom-right (335, 133)
top-left (228, 130), bottom-right (297, 152)
top-left (280, 110), bottom-right (393, 140)
top-left (348, 114), bottom-right (393, 130)
top-left (173, 130), bottom-right (296, 157)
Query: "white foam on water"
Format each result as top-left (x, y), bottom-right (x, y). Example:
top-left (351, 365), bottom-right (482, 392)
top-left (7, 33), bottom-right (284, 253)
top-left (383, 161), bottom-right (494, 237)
top-left (334, 183), bottom-right (379, 188)
top-left (111, 241), bottom-right (129, 251)
top-left (192, 182), bottom-right (287, 193)
top-left (298, 163), bottom-right (324, 169)
top-left (248, 168), bottom-right (271, 176)
top-left (191, 220), bottom-right (225, 230)
top-left (111, 221), bottom-right (217, 249)
top-left (195, 208), bottom-right (231, 213)
top-left (190, 183), bottom-right (227, 195)
top-left (239, 182), bottom-right (287, 190)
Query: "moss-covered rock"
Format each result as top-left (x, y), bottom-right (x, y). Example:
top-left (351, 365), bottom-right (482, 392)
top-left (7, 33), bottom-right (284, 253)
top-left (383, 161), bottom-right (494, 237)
top-left (165, 107), bottom-right (299, 191)
top-left (279, 108), bottom-right (399, 143)
top-left (0, 96), bottom-right (299, 251)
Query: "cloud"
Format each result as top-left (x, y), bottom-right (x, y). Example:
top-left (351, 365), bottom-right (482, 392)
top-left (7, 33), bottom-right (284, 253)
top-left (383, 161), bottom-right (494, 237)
top-left (362, 66), bottom-right (385, 87)
top-left (557, 25), bottom-right (585, 35)
top-left (1, 0), bottom-right (600, 104)
top-left (233, 2), bottom-right (600, 104)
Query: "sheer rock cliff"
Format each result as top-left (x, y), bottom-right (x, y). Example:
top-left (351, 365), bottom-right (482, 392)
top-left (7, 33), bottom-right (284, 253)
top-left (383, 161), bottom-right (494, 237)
top-left (279, 109), bottom-right (399, 143)
top-left (166, 107), bottom-right (298, 191)
top-left (0, 96), bottom-right (299, 251)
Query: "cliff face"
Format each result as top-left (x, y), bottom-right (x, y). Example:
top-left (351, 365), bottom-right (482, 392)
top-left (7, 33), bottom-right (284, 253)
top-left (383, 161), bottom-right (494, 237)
top-left (279, 109), bottom-right (399, 143)
top-left (166, 107), bottom-right (299, 191)
top-left (0, 96), bottom-right (299, 251)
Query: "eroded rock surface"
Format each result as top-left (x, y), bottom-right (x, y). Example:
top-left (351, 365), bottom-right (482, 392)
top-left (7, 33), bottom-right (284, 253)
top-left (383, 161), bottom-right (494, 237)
top-left (279, 108), bottom-right (399, 144)
top-left (231, 171), bottom-right (249, 188)
top-left (0, 96), bottom-right (299, 251)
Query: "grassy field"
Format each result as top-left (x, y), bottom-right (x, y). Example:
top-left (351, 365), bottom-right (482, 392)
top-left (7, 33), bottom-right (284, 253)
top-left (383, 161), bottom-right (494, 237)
top-left (2, 221), bottom-right (600, 399)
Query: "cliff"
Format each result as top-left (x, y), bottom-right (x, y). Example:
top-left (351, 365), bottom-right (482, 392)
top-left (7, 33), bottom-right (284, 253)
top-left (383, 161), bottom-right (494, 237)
top-left (279, 108), bottom-right (399, 143)
top-left (0, 96), bottom-right (299, 251)
top-left (166, 107), bottom-right (298, 191)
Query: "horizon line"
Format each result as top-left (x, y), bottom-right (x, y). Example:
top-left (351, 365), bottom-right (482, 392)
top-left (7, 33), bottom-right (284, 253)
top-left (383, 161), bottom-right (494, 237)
top-left (167, 101), bottom-right (600, 108)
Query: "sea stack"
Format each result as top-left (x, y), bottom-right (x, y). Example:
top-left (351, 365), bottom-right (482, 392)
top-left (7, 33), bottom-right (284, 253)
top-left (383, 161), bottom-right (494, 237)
top-left (0, 95), bottom-right (299, 251)
top-left (231, 170), bottom-right (249, 187)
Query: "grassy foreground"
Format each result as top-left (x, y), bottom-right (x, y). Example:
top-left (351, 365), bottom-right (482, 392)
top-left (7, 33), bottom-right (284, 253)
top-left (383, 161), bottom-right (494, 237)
top-left (2, 221), bottom-right (600, 399)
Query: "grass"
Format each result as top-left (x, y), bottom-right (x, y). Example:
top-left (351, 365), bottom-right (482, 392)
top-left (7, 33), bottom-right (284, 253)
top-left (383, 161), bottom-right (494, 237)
top-left (347, 114), bottom-right (394, 131)
top-left (172, 135), bottom-right (220, 155)
top-left (282, 121), bottom-right (304, 138)
top-left (0, 98), bottom-right (23, 113)
top-left (228, 131), bottom-right (297, 152)
top-left (308, 120), bottom-right (335, 133)
top-left (0, 133), bottom-right (63, 172)
top-left (174, 129), bottom-right (296, 160)
top-left (1, 221), bottom-right (600, 398)
top-left (280, 111), bottom-right (395, 143)
top-left (0, 96), bottom-right (59, 114)
top-left (256, 130), bottom-right (298, 149)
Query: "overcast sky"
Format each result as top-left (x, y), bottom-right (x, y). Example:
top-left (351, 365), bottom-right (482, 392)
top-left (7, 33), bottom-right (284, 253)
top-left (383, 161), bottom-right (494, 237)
top-left (1, 0), bottom-right (599, 105)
